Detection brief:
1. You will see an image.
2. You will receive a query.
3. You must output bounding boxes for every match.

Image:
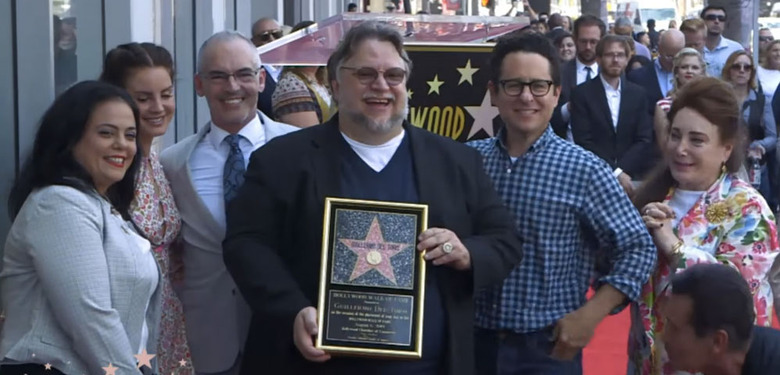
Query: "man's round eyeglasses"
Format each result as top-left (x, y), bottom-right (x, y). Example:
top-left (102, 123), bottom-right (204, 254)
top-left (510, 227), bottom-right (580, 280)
top-left (498, 79), bottom-right (553, 97)
top-left (340, 66), bottom-right (408, 86)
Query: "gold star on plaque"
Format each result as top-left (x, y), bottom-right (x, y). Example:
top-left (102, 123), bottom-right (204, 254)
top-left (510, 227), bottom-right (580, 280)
top-left (427, 74), bottom-right (444, 95)
top-left (457, 59), bottom-right (479, 85)
top-left (340, 217), bottom-right (410, 284)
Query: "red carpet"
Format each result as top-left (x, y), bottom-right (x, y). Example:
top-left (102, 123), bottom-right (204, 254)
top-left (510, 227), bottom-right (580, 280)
top-left (583, 291), bottom-right (780, 375)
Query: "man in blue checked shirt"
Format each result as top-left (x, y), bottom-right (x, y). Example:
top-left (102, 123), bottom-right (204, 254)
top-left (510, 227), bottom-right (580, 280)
top-left (468, 33), bottom-right (656, 375)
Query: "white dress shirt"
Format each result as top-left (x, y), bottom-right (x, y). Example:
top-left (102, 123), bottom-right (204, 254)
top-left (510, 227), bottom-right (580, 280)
top-left (263, 64), bottom-right (282, 82)
top-left (189, 114), bottom-right (266, 226)
top-left (575, 59), bottom-right (599, 85)
top-left (561, 59), bottom-right (599, 123)
top-left (600, 75), bottom-right (622, 130)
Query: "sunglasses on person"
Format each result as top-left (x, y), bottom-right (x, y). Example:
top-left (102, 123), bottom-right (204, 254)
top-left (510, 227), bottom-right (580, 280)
top-left (340, 66), bottom-right (408, 86)
top-left (760, 36), bottom-right (775, 42)
top-left (704, 14), bottom-right (726, 22)
top-left (253, 30), bottom-right (283, 42)
top-left (730, 63), bottom-right (753, 72)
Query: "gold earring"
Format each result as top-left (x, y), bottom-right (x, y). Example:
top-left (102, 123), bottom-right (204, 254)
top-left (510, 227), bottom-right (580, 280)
top-left (721, 163), bottom-right (727, 174)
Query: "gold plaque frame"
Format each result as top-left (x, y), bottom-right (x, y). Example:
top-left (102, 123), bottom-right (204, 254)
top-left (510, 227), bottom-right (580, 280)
top-left (316, 197), bottom-right (428, 359)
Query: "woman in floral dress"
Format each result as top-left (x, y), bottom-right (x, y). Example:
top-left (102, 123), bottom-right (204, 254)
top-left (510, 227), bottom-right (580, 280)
top-left (101, 42), bottom-right (193, 374)
top-left (629, 77), bottom-right (780, 374)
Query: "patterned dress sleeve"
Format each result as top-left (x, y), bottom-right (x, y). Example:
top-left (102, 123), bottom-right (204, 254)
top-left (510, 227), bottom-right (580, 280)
top-left (271, 71), bottom-right (321, 121)
top-left (674, 187), bottom-right (780, 326)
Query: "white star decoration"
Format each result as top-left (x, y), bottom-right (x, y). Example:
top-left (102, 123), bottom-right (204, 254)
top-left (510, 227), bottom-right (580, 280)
top-left (456, 59), bottom-right (479, 85)
top-left (134, 348), bottom-right (155, 369)
top-left (464, 90), bottom-right (499, 139)
top-left (427, 74), bottom-right (444, 95)
top-left (102, 363), bottom-right (117, 375)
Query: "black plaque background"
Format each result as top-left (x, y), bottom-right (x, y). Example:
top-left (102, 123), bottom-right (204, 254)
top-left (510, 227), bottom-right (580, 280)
top-left (318, 198), bottom-right (427, 357)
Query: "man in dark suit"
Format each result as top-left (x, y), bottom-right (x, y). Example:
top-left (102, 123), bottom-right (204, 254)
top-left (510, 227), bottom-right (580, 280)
top-left (251, 17), bottom-right (283, 118)
top-left (627, 29), bottom-right (685, 117)
top-left (551, 15), bottom-right (605, 138)
top-left (223, 21), bottom-right (523, 375)
top-left (571, 35), bottom-right (653, 194)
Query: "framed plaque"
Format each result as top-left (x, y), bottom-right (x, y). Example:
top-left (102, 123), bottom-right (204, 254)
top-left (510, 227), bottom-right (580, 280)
top-left (316, 197), bottom-right (428, 359)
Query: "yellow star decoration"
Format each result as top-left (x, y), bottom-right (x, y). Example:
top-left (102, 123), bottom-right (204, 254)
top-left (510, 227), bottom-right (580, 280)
top-left (102, 363), bottom-right (118, 375)
top-left (44, 363), bottom-right (52, 370)
top-left (427, 74), bottom-right (444, 95)
top-left (457, 59), bottom-right (479, 85)
top-left (407, 89), bottom-right (413, 99)
top-left (134, 348), bottom-right (156, 369)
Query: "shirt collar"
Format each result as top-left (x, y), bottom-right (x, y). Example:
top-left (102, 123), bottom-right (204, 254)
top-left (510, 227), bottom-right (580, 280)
top-left (495, 124), bottom-right (555, 156)
top-left (654, 58), bottom-right (672, 74)
top-left (576, 58), bottom-right (598, 73)
top-left (206, 112), bottom-right (264, 150)
top-left (599, 75), bottom-right (621, 92)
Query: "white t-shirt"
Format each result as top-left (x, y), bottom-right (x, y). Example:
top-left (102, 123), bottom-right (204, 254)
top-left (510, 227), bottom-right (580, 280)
top-left (668, 189), bottom-right (705, 229)
top-left (341, 130), bottom-right (406, 172)
top-left (757, 66), bottom-right (780, 98)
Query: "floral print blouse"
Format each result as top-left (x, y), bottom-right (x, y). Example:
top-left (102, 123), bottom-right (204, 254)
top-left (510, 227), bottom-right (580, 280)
top-left (628, 173), bottom-right (779, 374)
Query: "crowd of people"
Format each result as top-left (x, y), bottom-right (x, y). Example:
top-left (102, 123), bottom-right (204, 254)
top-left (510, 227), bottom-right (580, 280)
top-left (0, 6), bottom-right (780, 375)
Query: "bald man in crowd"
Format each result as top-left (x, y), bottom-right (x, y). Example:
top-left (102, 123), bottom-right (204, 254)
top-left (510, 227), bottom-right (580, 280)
top-left (627, 29), bottom-right (686, 117)
top-left (251, 17), bottom-right (283, 118)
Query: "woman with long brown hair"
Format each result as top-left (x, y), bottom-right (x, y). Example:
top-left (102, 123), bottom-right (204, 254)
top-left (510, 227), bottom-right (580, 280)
top-left (627, 77), bottom-right (779, 374)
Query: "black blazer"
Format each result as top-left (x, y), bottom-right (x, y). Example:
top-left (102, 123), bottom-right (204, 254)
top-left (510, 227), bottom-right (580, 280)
top-left (626, 62), bottom-right (663, 117)
top-left (256, 66), bottom-right (277, 118)
top-left (570, 76), bottom-right (653, 178)
top-left (223, 117), bottom-right (523, 375)
top-left (550, 59), bottom-right (579, 137)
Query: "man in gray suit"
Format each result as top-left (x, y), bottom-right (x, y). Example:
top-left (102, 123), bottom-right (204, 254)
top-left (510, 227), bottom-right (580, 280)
top-left (160, 30), bottom-right (297, 375)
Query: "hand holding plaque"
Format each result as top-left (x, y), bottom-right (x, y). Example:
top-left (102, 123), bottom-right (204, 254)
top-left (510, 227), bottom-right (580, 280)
top-left (294, 306), bottom-right (331, 362)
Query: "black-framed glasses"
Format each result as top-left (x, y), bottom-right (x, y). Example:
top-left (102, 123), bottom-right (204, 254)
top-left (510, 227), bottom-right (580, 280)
top-left (252, 29), bottom-right (283, 42)
top-left (202, 68), bottom-right (260, 84)
top-left (340, 66), bottom-right (407, 86)
top-left (730, 63), bottom-right (753, 72)
top-left (498, 79), bottom-right (553, 97)
top-left (704, 14), bottom-right (726, 22)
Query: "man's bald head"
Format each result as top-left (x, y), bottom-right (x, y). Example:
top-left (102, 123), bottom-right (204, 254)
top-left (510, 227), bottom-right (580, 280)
top-left (251, 17), bottom-right (281, 47)
top-left (658, 29), bottom-right (685, 70)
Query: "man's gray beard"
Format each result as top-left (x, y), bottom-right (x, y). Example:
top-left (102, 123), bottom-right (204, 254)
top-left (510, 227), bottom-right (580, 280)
top-left (347, 105), bottom-right (409, 133)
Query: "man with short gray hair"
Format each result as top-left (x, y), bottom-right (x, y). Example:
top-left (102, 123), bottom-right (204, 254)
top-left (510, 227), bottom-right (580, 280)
top-left (160, 30), bottom-right (297, 375)
top-left (224, 21), bottom-right (522, 375)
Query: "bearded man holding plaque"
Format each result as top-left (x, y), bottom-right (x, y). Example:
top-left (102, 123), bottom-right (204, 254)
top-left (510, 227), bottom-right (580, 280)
top-left (223, 21), bottom-right (523, 375)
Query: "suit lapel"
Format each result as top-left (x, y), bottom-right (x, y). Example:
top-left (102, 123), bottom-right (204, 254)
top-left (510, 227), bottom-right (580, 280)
top-left (310, 119), bottom-right (343, 202)
top-left (180, 123), bottom-right (224, 234)
top-left (616, 82), bottom-right (631, 139)
top-left (407, 124), bottom-right (442, 225)
top-left (592, 79), bottom-right (615, 134)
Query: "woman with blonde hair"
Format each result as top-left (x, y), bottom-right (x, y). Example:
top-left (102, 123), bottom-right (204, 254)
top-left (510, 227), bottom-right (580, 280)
top-left (653, 48), bottom-right (706, 147)
top-left (722, 50), bottom-right (777, 207)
